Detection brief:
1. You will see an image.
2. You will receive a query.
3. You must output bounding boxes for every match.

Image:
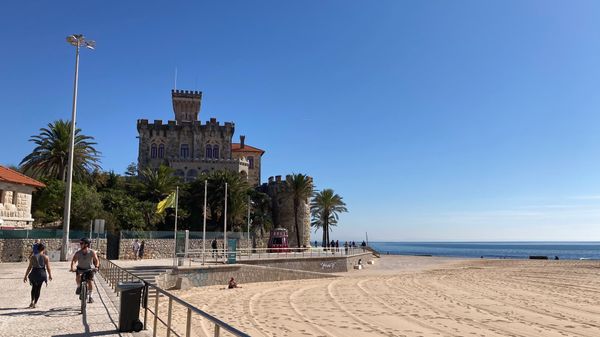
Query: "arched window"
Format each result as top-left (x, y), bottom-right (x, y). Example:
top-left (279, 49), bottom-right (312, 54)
top-left (205, 145), bottom-right (212, 159)
top-left (186, 169), bottom-right (198, 182)
top-left (158, 144), bottom-right (164, 158)
top-left (180, 144), bottom-right (189, 158)
top-left (174, 169), bottom-right (185, 179)
top-left (151, 144), bottom-right (157, 159)
top-left (213, 145), bottom-right (219, 159)
top-left (248, 156), bottom-right (254, 169)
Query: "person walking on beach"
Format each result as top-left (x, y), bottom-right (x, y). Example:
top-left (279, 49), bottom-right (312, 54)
top-left (335, 240), bottom-right (339, 253)
top-left (138, 240), bottom-right (145, 259)
top-left (23, 243), bottom-right (52, 308)
top-left (344, 241), bottom-right (348, 255)
top-left (132, 239), bottom-right (140, 260)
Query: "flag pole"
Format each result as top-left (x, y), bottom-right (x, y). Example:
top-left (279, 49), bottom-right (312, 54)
top-left (173, 186), bottom-right (179, 267)
top-left (202, 180), bottom-right (207, 265)
top-left (247, 195), bottom-right (251, 254)
top-left (223, 182), bottom-right (228, 262)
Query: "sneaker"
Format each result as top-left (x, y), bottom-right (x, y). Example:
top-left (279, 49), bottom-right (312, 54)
top-left (88, 297), bottom-right (94, 303)
top-left (75, 286), bottom-right (81, 295)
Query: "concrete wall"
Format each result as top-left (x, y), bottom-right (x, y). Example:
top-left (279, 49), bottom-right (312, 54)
top-left (239, 252), bottom-right (373, 273)
top-left (0, 238), bottom-right (107, 262)
top-left (159, 264), bottom-right (337, 290)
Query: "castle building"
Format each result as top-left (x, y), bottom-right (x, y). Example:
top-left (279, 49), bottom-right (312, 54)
top-left (137, 90), bottom-right (264, 186)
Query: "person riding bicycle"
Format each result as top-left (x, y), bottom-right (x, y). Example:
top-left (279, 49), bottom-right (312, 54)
top-left (70, 238), bottom-right (100, 303)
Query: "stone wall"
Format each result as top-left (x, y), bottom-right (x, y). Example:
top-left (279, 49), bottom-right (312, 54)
top-left (159, 264), bottom-right (337, 290)
top-left (239, 252), bottom-right (373, 273)
top-left (0, 238), bottom-right (107, 262)
top-left (118, 238), bottom-right (259, 260)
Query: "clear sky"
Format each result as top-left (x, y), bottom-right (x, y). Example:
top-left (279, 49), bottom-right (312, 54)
top-left (2, 1), bottom-right (600, 241)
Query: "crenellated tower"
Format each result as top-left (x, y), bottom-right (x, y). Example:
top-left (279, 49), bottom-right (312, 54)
top-left (172, 90), bottom-right (202, 122)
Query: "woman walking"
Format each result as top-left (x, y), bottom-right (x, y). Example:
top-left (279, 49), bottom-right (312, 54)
top-left (23, 243), bottom-right (52, 308)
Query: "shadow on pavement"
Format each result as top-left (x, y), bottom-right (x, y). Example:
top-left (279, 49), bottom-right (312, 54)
top-left (50, 329), bottom-right (124, 337)
top-left (0, 306), bottom-right (80, 317)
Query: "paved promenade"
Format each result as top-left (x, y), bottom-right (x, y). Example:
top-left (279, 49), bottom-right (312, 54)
top-left (0, 261), bottom-right (148, 337)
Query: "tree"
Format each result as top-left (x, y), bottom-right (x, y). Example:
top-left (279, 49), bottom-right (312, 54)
top-left (32, 179), bottom-right (102, 229)
top-left (137, 165), bottom-right (180, 202)
top-left (20, 120), bottom-right (101, 182)
top-left (184, 170), bottom-right (251, 231)
top-left (286, 173), bottom-right (314, 247)
top-left (311, 189), bottom-right (348, 246)
top-left (249, 189), bottom-right (273, 247)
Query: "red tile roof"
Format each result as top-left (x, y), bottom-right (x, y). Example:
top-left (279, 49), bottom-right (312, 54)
top-left (231, 143), bottom-right (265, 155)
top-left (0, 166), bottom-right (45, 188)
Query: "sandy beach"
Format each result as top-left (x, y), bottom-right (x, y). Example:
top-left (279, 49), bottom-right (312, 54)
top-left (152, 256), bottom-right (600, 337)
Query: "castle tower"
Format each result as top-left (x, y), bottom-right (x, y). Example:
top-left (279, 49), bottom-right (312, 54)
top-left (172, 89), bottom-right (202, 122)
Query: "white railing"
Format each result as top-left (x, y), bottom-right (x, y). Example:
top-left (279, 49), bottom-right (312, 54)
top-left (175, 246), bottom-right (369, 266)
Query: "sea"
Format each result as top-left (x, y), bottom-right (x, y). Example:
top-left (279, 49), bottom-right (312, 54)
top-left (368, 242), bottom-right (600, 260)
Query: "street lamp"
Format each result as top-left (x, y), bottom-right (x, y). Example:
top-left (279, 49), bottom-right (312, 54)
top-left (60, 34), bottom-right (95, 261)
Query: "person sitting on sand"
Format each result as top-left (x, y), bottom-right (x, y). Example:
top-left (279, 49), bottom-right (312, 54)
top-left (228, 277), bottom-right (239, 289)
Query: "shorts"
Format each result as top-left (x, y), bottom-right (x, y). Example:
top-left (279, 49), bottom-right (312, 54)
top-left (76, 267), bottom-right (95, 280)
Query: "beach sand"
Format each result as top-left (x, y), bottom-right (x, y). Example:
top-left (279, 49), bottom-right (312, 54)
top-left (150, 256), bottom-right (600, 337)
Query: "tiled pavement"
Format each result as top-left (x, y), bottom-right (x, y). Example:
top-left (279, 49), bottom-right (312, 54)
top-left (0, 261), bottom-right (150, 337)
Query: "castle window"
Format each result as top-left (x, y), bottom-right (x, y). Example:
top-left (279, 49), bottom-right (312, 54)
top-left (158, 144), bottom-right (164, 158)
top-left (248, 156), bottom-right (254, 169)
top-left (205, 145), bottom-right (212, 159)
top-left (180, 144), bottom-right (189, 158)
top-left (151, 144), bottom-right (157, 159)
top-left (213, 145), bottom-right (219, 159)
top-left (186, 169), bottom-right (198, 182)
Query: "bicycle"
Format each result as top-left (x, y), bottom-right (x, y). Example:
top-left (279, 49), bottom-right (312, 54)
top-left (72, 268), bottom-right (96, 314)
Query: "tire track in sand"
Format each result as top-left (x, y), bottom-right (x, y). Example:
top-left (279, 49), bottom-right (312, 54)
top-left (288, 281), bottom-right (342, 337)
top-left (325, 278), bottom-right (401, 337)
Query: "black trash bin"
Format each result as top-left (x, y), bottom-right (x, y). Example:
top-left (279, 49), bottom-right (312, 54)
top-left (116, 281), bottom-right (144, 332)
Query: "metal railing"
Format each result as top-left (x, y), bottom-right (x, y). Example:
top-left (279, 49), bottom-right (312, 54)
top-left (98, 256), bottom-right (250, 337)
top-left (177, 246), bottom-right (370, 266)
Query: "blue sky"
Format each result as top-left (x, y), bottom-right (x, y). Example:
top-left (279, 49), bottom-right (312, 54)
top-left (2, 1), bottom-right (600, 241)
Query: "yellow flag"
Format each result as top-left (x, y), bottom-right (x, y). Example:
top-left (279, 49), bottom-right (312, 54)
top-left (156, 192), bottom-right (176, 214)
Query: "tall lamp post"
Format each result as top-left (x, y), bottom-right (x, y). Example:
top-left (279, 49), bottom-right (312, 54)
top-left (60, 34), bottom-right (95, 261)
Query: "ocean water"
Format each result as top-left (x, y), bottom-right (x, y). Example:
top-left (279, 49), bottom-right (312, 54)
top-left (369, 242), bottom-right (600, 260)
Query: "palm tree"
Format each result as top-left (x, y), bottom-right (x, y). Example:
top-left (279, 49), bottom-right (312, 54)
top-left (311, 189), bottom-right (348, 246)
top-left (20, 119), bottom-right (101, 182)
top-left (206, 170), bottom-right (251, 231)
top-left (138, 165), bottom-right (180, 202)
top-left (286, 173), bottom-right (314, 247)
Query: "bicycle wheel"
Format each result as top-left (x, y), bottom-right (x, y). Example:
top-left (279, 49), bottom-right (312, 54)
top-left (80, 283), bottom-right (87, 312)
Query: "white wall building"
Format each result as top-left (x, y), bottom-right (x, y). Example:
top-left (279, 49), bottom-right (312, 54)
top-left (0, 166), bottom-right (45, 229)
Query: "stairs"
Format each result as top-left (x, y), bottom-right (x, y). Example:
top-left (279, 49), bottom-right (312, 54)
top-left (124, 266), bottom-right (170, 285)
top-left (365, 246), bottom-right (381, 258)
top-left (123, 266), bottom-right (171, 298)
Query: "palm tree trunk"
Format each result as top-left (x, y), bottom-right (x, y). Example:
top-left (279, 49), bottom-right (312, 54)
top-left (321, 221), bottom-right (327, 247)
top-left (293, 199), bottom-right (301, 247)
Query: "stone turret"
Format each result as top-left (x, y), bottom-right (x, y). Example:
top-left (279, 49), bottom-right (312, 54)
top-left (172, 89), bottom-right (202, 122)
top-left (262, 175), bottom-right (312, 248)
